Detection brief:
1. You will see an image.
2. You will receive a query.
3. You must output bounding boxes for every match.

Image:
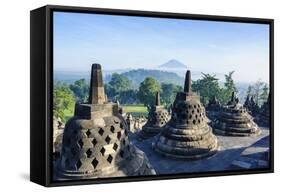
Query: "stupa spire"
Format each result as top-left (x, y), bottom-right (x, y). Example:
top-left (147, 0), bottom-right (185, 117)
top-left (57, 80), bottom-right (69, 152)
top-left (231, 91), bottom-right (235, 102)
top-left (155, 92), bottom-right (161, 106)
top-left (88, 63), bottom-right (106, 104)
top-left (184, 70), bottom-right (192, 93)
top-left (153, 69), bottom-right (218, 159)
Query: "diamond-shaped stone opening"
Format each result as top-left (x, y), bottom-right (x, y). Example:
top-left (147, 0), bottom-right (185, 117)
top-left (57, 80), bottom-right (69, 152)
top-left (193, 119), bottom-right (196, 125)
top-left (119, 150), bottom-right (124, 158)
top-left (117, 132), bottom-right (122, 140)
top-left (113, 143), bottom-right (118, 151)
top-left (92, 138), bottom-right (97, 146)
top-left (78, 139), bottom-right (84, 148)
top-left (105, 136), bottom-right (111, 144)
top-left (86, 129), bottom-right (91, 137)
top-left (100, 147), bottom-right (106, 156)
top-left (76, 160), bottom-right (82, 170)
top-left (110, 126), bottom-right (115, 133)
top-left (107, 155), bottom-right (113, 164)
top-left (92, 158), bottom-right (99, 169)
top-left (98, 128), bottom-right (104, 136)
top-left (86, 149), bottom-right (92, 158)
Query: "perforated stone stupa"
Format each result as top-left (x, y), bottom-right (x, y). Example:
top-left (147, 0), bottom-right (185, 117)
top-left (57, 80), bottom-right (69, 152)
top-left (257, 95), bottom-right (270, 127)
top-left (138, 92), bottom-right (170, 139)
top-left (213, 92), bottom-right (261, 136)
top-left (244, 95), bottom-right (259, 116)
top-left (153, 70), bottom-right (219, 159)
top-left (206, 96), bottom-right (221, 121)
top-left (55, 64), bottom-right (155, 180)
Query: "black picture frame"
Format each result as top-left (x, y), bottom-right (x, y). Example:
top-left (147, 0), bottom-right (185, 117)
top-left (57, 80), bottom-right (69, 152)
top-left (30, 4), bottom-right (274, 187)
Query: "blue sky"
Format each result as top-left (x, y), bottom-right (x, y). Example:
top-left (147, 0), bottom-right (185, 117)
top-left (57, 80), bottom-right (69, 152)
top-left (53, 11), bottom-right (270, 83)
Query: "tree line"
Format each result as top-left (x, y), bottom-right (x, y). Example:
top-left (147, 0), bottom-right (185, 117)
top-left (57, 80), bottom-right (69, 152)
top-left (53, 71), bottom-right (269, 122)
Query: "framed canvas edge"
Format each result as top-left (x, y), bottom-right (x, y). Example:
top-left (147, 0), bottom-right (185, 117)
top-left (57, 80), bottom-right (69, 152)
top-left (30, 4), bottom-right (274, 187)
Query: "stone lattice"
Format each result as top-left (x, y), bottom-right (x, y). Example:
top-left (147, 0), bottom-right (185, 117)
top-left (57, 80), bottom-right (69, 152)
top-left (153, 70), bottom-right (219, 159)
top-left (213, 92), bottom-right (261, 136)
top-left (138, 92), bottom-right (170, 139)
top-left (55, 64), bottom-right (155, 180)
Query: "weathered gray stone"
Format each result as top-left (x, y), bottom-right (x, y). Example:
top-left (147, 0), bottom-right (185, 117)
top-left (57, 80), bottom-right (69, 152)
top-left (138, 92), bottom-right (170, 140)
top-left (206, 96), bottom-right (221, 121)
top-left (213, 92), bottom-right (261, 137)
top-left (256, 94), bottom-right (270, 127)
top-left (55, 64), bottom-right (155, 180)
top-left (153, 70), bottom-right (219, 159)
top-left (244, 95), bottom-right (260, 116)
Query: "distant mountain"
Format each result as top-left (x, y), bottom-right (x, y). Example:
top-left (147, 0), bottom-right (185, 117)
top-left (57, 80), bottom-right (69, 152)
top-left (158, 59), bottom-right (187, 69)
top-left (121, 69), bottom-right (184, 87)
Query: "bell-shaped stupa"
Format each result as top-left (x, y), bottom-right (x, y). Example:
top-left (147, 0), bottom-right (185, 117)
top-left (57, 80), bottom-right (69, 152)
top-left (244, 95), bottom-right (259, 116)
top-left (55, 64), bottom-right (155, 180)
top-left (213, 92), bottom-right (261, 136)
top-left (206, 95), bottom-right (221, 121)
top-left (138, 92), bottom-right (170, 139)
top-left (257, 94), bottom-right (270, 127)
top-left (153, 70), bottom-right (219, 159)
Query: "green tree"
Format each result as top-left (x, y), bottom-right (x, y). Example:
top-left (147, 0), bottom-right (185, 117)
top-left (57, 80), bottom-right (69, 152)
top-left (252, 81), bottom-right (269, 106)
top-left (260, 84), bottom-right (269, 104)
top-left (138, 77), bottom-right (161, 106)
top-left (53, 83), bottom-right (75, 122)
top-left (161, 83), bottom-right (182, 107)
top-left (222, 71), bottom-right (237, 103)
top-left (119, 89), bottom-right (139, 104)
top-left (69, 79), bottom-right (89, 102)
top-left (246, 85), bottom-right (254, 97)
top-left (106, 73), bottom-right (133, 101)
top-left (192, 73), bottom-right (222, 105)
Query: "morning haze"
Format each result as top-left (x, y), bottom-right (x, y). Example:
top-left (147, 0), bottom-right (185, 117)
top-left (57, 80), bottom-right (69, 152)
top-left (54, 12), bottom-right (269, 83)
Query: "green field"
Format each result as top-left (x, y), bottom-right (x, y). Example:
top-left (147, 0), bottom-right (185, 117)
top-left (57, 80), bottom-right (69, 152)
top-left (123, 104), bottom-right (148, 117)
top-left (60, 104), bottom-right (148, 123)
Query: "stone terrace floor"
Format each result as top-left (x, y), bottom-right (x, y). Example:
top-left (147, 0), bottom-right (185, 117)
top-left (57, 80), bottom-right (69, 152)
top-left (129, 127), bottom-right (270, 175)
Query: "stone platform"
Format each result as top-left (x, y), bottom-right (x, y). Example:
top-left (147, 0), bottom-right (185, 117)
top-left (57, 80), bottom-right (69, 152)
top-left (130, 127), bottom-right (269, 174)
